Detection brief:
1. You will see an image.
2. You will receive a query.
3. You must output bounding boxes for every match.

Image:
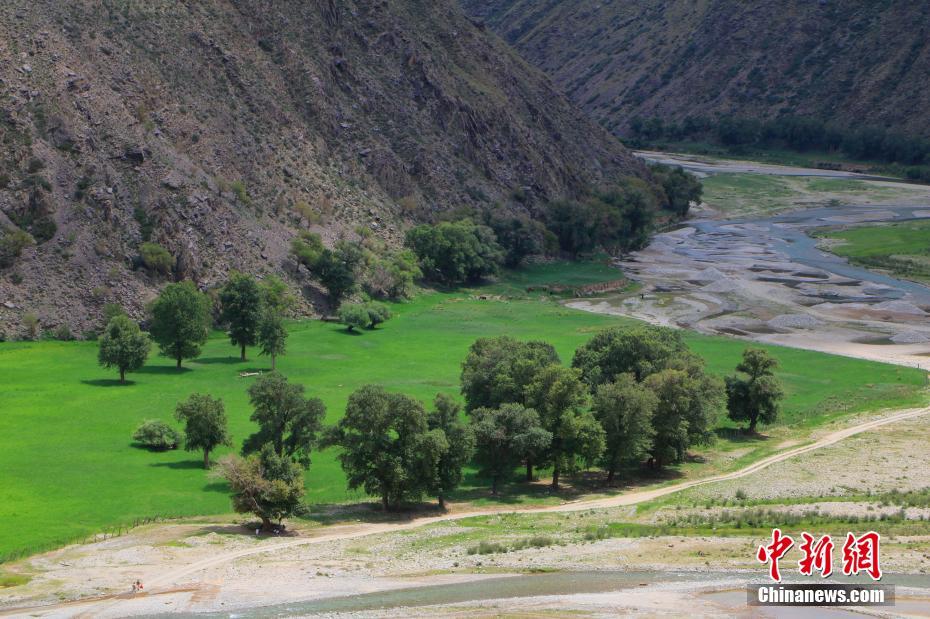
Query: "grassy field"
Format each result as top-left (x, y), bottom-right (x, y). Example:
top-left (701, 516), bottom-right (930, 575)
top-left (701, 173), bottom-right (928, 216)
top-left (815, 220), bottom-right (930, 283)
top-left (0, 262), bottom-right (926, 560)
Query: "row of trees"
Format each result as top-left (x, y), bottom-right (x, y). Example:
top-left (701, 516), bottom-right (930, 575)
top-left (630, 114), bottom-right (930, 167)
top-left (201, 326), bottom-right (784, 528)
top-left (400, 173), bottom-right (700, 286)
top-left (97, 273), bottom-right (292, 381)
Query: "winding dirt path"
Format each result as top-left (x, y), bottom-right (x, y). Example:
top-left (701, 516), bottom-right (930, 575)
top-left (6, 404), bottom-right (928, 618)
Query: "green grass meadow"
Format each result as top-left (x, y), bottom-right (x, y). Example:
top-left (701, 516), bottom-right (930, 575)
top-left (0, 263), bottom-right (926, 560)
top-left (816, 220), bottom-right (930, 283)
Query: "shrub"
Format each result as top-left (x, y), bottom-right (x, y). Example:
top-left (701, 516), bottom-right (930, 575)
top-left (22, 312), bottom-right (39, 340)
top-left (54, 324), bottom-right (73, 341)
top-left (10, 271), bottom-right (23, 285)
top-left (132, 420), bottom-right (181, 451)
top-left (338, 303), bottom-right (370, 331)
top-left (0, 228), bottom-right (35, 268)
top-left (139, 242), bottom-right (173, 276)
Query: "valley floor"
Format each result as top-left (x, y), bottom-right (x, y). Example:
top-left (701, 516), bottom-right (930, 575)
top-left (3, 404), bottom-right (930, 617)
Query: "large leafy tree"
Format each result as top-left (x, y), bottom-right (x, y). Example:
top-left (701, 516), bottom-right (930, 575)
top-left (174, 393), bottom-right (232, 468)
top-left (243, 372), bottom-right (326, 467)
top-left (291, 233), bottom-right (363, 303)
top-left (214, 445), bottom-right (305, 531)
top-left (470, 403), bottom-right (551, 495)
top-left (460, 336), bottom-right (560, 412)
top-left (428, 394), bottom-right (475, 509)
top-left (97, 315), bottom-right (151, 383)
top-left (219, 272), bottom-right (264, 361)
top-left (326, 385), bottom-right (447, 511)
top-left (404, 219), bottom-right (504, 284)
top-left (525, 365), bottom-right (604, 489)
top-left (592, 374), bottom-right (656, 483)
top-left (726, 348), bottom-right (785, 433)
top-left (645, 357), bottom-right (724, 466)
top-left (148, 281), bottom-right (211, 368)
top-left (572, 325), bottom-right (688, 386)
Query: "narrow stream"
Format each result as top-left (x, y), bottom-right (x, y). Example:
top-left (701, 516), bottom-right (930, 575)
top-left (144, 571), bottom-right (930, 617)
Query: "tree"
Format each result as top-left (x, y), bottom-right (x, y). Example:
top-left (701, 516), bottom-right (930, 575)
top-left (572, 325), bottom-right (688, 386)
top-left (260, 274), bottom-right (294, 314)
top-left (482, 212), bottom-right (546, 267)
top-left (97, 315), bottom-right (151, 383)
top-left (428, 394), bottom-right (475, 509)
top-left (405, 219), bottom-right (504, 284)
top-left (525, 365), bottom-right (604, 489)
top-left (243, 372), bottom-right (326, 467)
top-left (726, 348), bottom-right (785, 433)
top-left (213, 445), bottom-right (305, 531)
top-left (317, 241), bottom-right (364, 303)
top-left (645, 357), bottom-right (723, 466)
top-left (291, 234), bottom-right (363, 303)
top-left (219, 272), bottom-right (264, 361)
top-left (257, 311), bottom-right (288, 370)
top-left (470, 403), bottom-right (551, 495)
top-left (363, 249), bottom-right (421, 300)
top-left (326, 385), bottom-right (447, 511)
top-left (174, 393), bottom-right (232, 468)
top-left (148, 281), bottom-right (211, 368)
top-left (338, 303), bottom-right (370, 331)
top-left (133, 419), bottom-right (180, 450)
top-left (460, 336), bottom-right (560, 413)
top-left (592, 374), bottom-right (656, 483)
top-left (651, 164), bottom-right (702, 218)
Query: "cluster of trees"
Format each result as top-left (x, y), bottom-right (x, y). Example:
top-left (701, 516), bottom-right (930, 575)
top-left (138, 326), bottom-right (785, 530)
top-left (460, 329), bottom-right (785, 490)
top-left (630, 114), bottom-right (930, 168)
top-left (401, 174), bottom-right (699, 285)
top-left (290, 230), bottom-right (420, 303)
top-left (97, 272), bottom-right (292, 381)
top-left (544, 180), bottom-right (659, 256)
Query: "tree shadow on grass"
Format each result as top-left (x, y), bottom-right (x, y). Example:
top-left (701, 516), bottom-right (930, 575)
top-left (135, 366), bottom-right (193, 375)
top-left (335, 328), bottom-right (363, 336)
top-left (81, 378), bottom-right (136, 387)
top-left (150, 460), bottom-right (206, 471)
top-left (714, 427), bottom-right (771, 443)
top-left (195, 357), bottom-right (244, 365)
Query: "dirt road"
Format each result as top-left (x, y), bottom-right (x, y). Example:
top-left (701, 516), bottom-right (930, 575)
top-left (6, 404), bottom-right (927, 618)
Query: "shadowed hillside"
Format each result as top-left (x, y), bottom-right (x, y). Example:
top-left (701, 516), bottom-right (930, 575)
top-left (0, 0), bottom-right (645, 336)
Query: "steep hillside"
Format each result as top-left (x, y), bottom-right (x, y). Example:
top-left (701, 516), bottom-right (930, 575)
top-left (462, 0), bottom-right (930, 137)
top-left (0, 0), bottom-right (644, 337)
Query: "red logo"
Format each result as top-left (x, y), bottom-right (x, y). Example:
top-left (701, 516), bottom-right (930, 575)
top-left (842, 532), bottom-right (882, 581)
top-left (756, 528), bottom-right (794, 582)
top-left (758, 530), bottom-right (881, 582)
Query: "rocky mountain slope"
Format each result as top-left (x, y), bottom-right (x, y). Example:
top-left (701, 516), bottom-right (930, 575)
top-left (462, 0), bottom-right (930, 137)
top-left (0, 0), bottom-right (645, 337)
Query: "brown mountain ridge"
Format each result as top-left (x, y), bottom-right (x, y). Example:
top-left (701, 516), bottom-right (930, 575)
top-left (462, 0), bottom-right (930, 138)
top-left (0, 0), bottom-right (645, 337)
